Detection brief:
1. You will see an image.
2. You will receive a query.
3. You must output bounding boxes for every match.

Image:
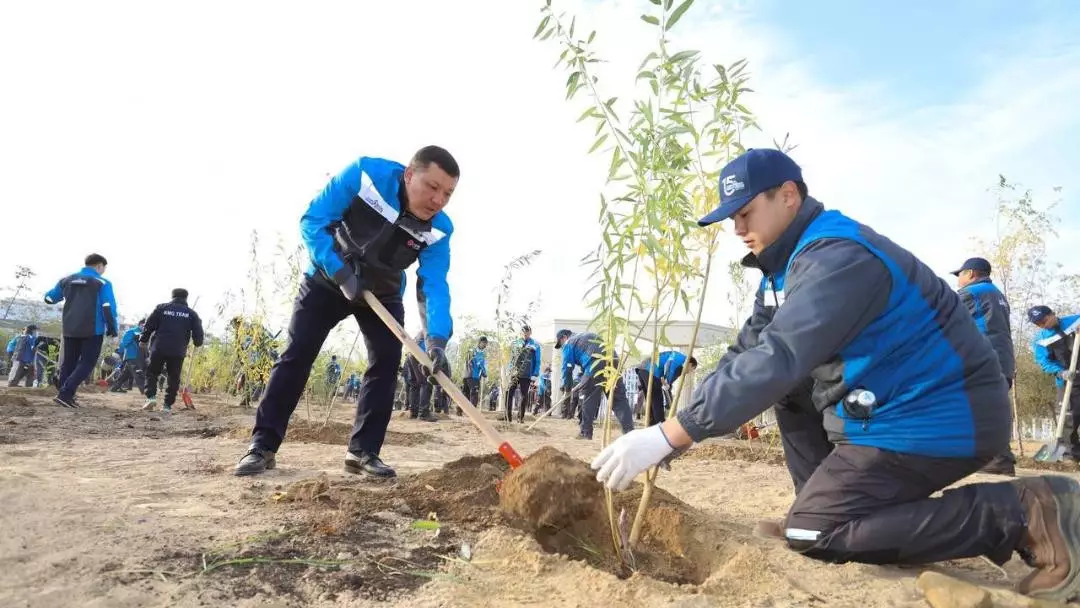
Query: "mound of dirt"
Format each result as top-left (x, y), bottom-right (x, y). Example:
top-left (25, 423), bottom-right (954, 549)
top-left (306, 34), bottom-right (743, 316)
top-left (498, 446), bottom-right (725, 585)
top-left (227, 419), bottom-right (433, 447)
top-left (681, 441), bottom-right (787, 466)
top-left (0, 394), bottom-right (31, 408)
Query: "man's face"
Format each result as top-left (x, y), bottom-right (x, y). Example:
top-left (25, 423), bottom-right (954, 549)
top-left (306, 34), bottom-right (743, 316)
top-left (479, 340), bottom-right (488, 351)
top-left (1037, 314), bottom-right (1060, 330)
top-left (403, 163), bottom-right (457, 221)
top-left (732, 182), bottom-right (800, 255)
top-left (956, 270), bottom-right (975, 289)
top-left (522, 329), bottom-right (532, 340)
top-left (94, 264), bottom-right (107, 275)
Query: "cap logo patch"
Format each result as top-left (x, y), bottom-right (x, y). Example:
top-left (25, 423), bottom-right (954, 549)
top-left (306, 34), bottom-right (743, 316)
top-left (722, 174), bottom-right (745, 197)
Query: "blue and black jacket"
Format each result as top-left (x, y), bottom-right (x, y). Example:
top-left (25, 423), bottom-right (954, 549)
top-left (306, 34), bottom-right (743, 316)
top-left (1034, 314), bottom-right (1080, 388)
top-left (560, 332), bottom-right (608, 388)
top-left (640, 351), bottom-right (688, 384)
top-left (467, 347), bottom-right (488, 380)
top-left (958, 277), bottom-right (1015, 379)
top-left (680, 197), bottom-right (1010, 459)
top-left (117, 326), bottom-right (142, 361)
top-left (301, 156), bottom-right (454, 343)
top-left (510, 337), bottom-right (541, 379)
top-left (12, 333), bottom-right (37, 364)
top-left (44, 266), bottom-right (118, 338)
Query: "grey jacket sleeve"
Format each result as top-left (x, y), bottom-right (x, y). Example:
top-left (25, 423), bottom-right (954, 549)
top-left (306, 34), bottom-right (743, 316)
top-left (677, 239), bottom-right (892, 442)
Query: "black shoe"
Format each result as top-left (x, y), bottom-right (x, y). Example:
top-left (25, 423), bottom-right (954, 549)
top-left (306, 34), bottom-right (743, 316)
top-left (418, 411), bottom-right (439, 422)
top-left (53, 396), bottom-right (77, 409)
top-left (344, 452), bottom-right (397, 478)
top-left (234, 445), bottom-right (276, 476)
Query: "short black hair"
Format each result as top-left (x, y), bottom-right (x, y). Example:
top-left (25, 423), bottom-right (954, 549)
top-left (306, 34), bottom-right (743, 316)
top-left (411, 145), bottom-right (460, 179)
top-left (478, 336), bottom-right (488, 343)
top-left (689, 357), bottom-right (698, 367)
top-left (521, 325), bottom-right (532, 333)
top-left (172, 288), bottom-right (189, 300)
top-left (85, 253), bottom-right (108, 267)
top-left (970, 269), bottom-right (991, 279)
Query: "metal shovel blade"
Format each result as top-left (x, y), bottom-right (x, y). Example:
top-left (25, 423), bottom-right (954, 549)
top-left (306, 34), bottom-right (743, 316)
top-left (1033, 440), bottom-right (1069, 463)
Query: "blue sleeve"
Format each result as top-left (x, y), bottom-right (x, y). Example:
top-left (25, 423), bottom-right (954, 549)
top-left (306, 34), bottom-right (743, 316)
top-left (531, 340), bottom-right (541, 377)
top-left (417, 230), bottom-right (453, 342)
top-left (1035, 334), bottom-right (1066, 374)
top-left (480, 351), bottom-right (488, 377)
top-left (6, 337), bottom-right (16, 354)
top-left (44, 279), bottom-right (64, 304)
top-left (300, 159), bottom-right (361, 280)
top-left (562, 347), bottom-right (576, 387)
top-left (119, 330), bottom-right (133, 351)
top-left (99, 281), bottom-right (118, 334)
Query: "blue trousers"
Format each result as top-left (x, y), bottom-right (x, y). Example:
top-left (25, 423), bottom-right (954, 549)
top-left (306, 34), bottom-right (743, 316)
top-left (58, 335), bottom-right (104, 400)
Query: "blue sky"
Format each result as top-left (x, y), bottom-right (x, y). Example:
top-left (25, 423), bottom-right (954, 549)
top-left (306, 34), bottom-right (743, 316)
top-left (0, 0), bottom-right (1078, 342)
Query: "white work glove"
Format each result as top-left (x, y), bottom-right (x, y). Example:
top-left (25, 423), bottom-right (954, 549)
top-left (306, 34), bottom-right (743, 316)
top-left (591, 425), bottom-right (675, 491)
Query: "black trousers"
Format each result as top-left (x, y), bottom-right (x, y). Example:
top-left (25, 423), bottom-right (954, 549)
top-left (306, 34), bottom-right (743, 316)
top-left (8, 360), bottom-right (35, 387)
top-left (145, 354), bottom-right (184, 405)
top-left (111, 359), bottom-right (144, 392)
top-left (252, 276), bottom-right (403, 456)
top-left (579, 373), bottom-right (634, 438)
top-left (506, 377), bottom-right (531, 422)
top-left (463, 377), bottom-right (480, 405)
top-left (58, 335), bottom-right (104, 401)
top-left (776, 390), bottom-right (1027, 565)
top-left (1055, 383), bottom-right (1080, 453)
top-left (635, 369), bottom-right (667, 427)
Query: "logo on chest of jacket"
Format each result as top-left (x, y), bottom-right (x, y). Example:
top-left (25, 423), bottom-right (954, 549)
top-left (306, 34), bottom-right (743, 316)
top-left (405, 239), bottom-right (422, 250)
top-left (364, 196), bottom-right (383, 214)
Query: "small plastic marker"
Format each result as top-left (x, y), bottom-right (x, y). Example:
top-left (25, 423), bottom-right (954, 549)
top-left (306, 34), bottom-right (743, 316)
top-left (498, 441), bottom-right (524, 469)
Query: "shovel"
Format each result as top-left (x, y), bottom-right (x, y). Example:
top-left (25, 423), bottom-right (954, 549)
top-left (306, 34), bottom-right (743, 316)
top-left (361, 291), bottom-right (524, 470)
top-left (1033, 318), bottom-right (1080, 463)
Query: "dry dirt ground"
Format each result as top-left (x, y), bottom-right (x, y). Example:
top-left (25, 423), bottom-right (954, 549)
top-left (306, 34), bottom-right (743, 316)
top-left (1, 385), bottom-right (1077, 608)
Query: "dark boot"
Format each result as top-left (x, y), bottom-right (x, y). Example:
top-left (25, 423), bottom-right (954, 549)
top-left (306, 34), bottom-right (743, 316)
top-left (234, 445), bottom-right (276, 476)
top-left (1013, 476), bottom-right (1080, 601)
top-left (982, 452), bottom-right (1017, 476)
top-left (344, 452), bottom-right (396, 478)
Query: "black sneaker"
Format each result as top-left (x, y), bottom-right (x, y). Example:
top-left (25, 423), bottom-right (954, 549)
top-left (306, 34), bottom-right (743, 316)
top-left (344, 452), bottom-right (397, 478)
top-left (234, 446), bottom-right (276, 476)
top-left (418, 412), bottom-right (439, 423)
top-left (53, 396), bottom-right (77, 409)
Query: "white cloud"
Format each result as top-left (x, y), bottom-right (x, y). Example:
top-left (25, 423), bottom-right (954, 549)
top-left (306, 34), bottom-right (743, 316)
top-left (1, 0), bottom-right (1076, 347)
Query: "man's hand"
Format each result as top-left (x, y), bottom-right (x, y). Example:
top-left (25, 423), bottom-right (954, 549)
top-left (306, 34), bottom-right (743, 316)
top-left (426, 337), bottom-right (448, 385)
top-left (591, 425), bottom-right (675, 491)
top-left (1059, 370), bottom-right (1077, 382)
top-left (332, 266), bottom-right (364, 304)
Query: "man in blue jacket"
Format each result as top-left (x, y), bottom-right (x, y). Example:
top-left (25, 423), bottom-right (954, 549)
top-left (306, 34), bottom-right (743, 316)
top-left (591, 148), bottom-right (1080, 602)
top-left (236, 146), bottom-right (459, 478)
top-left (507, 325), bottom-right (541, 423)
top-left (7, 325), bottom-right (39, 387)
top-left (953, 257), bottom-right (1018, 475)
top-left (555, 330), bottom-right (635, 440)
top-left (44, 253), bottom-right (118, 408)
top-left (463, 336), bottom-right (488, 407)
top-left (1029, 305), bottom-right (1080, 461)
top-left (635, 351), bottom-right (698, 427)
top-left (110, 319), bottom-right (145, 393)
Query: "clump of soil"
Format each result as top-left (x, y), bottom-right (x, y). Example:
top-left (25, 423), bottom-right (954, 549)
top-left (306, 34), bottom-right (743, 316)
top-left (497, 446), bottom-right (725, 585)
top-left (227, 418), bottom-right (433, 447)
top-left (0, 394), bottom-right (31, 408)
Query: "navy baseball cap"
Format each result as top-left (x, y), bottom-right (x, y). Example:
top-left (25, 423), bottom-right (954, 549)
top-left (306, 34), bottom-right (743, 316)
top-left (950, 257), bottom-right (992, 276)
top-left (698, 148), bottom-right (804, 227)
top-left (1028, 305), bottom-right (1053, 324)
